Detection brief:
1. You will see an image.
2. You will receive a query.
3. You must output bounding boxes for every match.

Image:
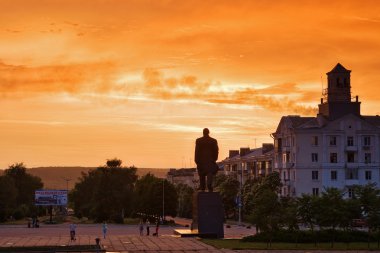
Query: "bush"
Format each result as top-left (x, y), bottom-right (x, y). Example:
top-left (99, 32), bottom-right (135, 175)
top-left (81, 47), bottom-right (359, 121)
top-left (243, 229), bottom-right (378, 243)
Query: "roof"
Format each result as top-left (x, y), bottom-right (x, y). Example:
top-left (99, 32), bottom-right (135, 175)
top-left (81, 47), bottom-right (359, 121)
top-left (362, 116), bottom-right (380, 128)
top-left (275, 116), bottom-right (315, 133)
top-left (288, 116), bottom-right (315, 128)
top-left (327, 63), bottom-right (351, 74)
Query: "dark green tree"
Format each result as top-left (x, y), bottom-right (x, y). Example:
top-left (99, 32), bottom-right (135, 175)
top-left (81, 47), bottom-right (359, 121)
top-left (71, 159), bottom-right (137, 222)
top-left (134, 173), bottom-right (178, 220)
top-left (354, 184), bottom-right (380, 246)
top-left (247, 172), bottom-right (282, 236)
top-left (317, 188), bottom-right (345, 247)
top-left (297, 194), bottom-right (319, 232)
top-left (2, 163), bottom-right (43, 219)
top-left (215, 174), bottom-right (240, 219)
top-left (0, 176), bottom-right (17, 221)
top-left (176, 183), bottom-right (194, 218)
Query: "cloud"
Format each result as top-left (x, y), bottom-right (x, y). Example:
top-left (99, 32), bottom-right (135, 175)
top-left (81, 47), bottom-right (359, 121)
top-left (0, 61), bottom-right (121, 95)
top-left (142, 68), bottom-right (317, 115)
top-left (0, 61), bottom-right (319, 116)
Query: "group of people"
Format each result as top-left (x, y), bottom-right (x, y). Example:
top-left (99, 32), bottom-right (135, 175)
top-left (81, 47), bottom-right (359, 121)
top-left (139, 219), bottom-right (160, 236)
top-left (69, 219), bottom-right (161, 241)
top-left (27, 217), bottom-right (40, 228)
top-left (69, 221), bottom-right (108, 242)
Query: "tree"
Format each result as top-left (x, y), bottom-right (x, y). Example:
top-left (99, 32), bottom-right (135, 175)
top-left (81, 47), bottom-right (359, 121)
top-left (354, 184), bottom-right (380, 246)
top-left (317, 188), bottom-right (345, 247)
top-left (215, 174), bottom-right (240, 219)
top-left (247, 172), bottom-right (282, 236)
top-left (71, 159), bottom-right (137, 222)
top-left (0, 176), bottom-right (17, 221)
top-left (176, 183), bottom-right (194, 218)
top-left (297, 194), bottom-right (318, 232)
top-left (134, 173), bottom-right (178, 220)
top-left (2, 163), bottom-right (43, 219)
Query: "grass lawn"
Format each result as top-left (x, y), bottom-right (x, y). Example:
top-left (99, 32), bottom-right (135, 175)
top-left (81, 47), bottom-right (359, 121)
top-left (202, 239), bottom-right (380, 251)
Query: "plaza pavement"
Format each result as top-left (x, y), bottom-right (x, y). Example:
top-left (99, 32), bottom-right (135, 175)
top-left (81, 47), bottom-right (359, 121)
top-left (1, 224), bottom-right (379, 252)
top-left (0, 223), bottom-right (252, 252)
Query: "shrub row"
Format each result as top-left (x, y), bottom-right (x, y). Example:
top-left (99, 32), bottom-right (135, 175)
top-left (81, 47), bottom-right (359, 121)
top-left (243, 229), bottom-right (380, 243)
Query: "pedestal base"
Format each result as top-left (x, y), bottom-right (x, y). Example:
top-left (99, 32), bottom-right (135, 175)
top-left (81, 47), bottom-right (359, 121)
top-left (192, 192), bottom-right (224, 238)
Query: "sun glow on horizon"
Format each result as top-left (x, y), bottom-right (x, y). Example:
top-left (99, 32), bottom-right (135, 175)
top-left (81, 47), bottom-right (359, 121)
top-left (1, 1), bottom-right (380, 168)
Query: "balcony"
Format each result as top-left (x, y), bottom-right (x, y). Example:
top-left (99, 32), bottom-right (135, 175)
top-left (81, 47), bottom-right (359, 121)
top-left (282, 162), bottom-right (294, 169)
top-left (346, 162), bottom-right (358, 168)
top-left (345, 146), bottom-right (358, 152)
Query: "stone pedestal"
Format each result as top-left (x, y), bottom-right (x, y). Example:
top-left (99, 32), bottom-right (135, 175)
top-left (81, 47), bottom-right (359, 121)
top-left (192, 192), bottom-right (224, 238)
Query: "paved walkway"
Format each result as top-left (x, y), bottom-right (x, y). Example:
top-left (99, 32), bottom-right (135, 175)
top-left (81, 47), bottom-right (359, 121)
top-left (1, 225), bottom-right (379, 252)
top-left (0, 234), bottom-right (228, 252)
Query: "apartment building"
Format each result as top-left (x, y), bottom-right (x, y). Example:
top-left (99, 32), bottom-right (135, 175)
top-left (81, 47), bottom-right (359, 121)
top-left (273, 63), bottom-right (380, 197)
top-left (220, 144), bottom-right (274, 184)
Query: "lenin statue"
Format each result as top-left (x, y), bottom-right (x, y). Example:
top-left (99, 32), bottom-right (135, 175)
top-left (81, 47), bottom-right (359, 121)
top-left (194, 128), bottom-right (219, 192)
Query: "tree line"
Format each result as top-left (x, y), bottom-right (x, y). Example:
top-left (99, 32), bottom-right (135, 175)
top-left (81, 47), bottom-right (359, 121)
top-left (231, 171), bottom-right (380, 245)
top-left (0, 159), bottom-right (193, 223)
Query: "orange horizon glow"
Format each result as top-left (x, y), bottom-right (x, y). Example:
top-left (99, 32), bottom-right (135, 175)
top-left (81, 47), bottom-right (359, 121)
top-left (1, 1), bottom-right (380, 168)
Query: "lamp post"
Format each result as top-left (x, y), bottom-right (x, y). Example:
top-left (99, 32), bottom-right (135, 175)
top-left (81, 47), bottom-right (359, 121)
top-left (162, 179), bottom-right (165, 222)
top-left (62, 177), bottom-right (71, 192)
top-left (62, 177), bottom-right (71, 215)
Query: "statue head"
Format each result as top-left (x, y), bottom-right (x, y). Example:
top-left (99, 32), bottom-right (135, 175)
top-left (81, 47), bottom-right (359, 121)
top-left (203, 128), bottom-right (210, 136)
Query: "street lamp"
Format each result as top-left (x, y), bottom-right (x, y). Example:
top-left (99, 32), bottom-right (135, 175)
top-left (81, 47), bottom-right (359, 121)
top-left (62, 177), bottom-right (72, 192)
top-left (162, 179), bottom-right (165, 222)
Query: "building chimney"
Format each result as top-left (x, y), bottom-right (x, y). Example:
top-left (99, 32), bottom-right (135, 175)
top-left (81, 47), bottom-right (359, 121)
top-left (240, 148), bottom-right (250, 156)
top-left (262, 143), bottom-right (274, 154)
top-left (229, 150), bottom-right (239, 158)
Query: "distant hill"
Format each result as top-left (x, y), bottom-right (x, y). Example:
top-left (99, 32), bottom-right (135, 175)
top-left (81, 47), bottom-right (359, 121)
top-left (13, 167), bottom-right (169, 190)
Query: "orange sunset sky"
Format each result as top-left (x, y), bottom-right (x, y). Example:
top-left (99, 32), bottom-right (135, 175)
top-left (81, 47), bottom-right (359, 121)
top-left (1, 0), bottom-right (380, 169)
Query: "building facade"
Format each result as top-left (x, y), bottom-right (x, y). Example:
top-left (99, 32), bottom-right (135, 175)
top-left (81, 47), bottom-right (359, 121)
top-left (273, 63), bottom-right (380, 197)
top-left (166, 168), bottom-right (198, 188)
top-left (220, 144), bottom-right (274, 185)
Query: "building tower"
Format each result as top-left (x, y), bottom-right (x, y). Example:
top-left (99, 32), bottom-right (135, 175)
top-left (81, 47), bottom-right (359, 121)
top-left (318, 63), bottom-right (361, 120)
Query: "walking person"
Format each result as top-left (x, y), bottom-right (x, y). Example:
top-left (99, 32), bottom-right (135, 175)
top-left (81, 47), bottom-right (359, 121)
top-left (102, 221), bottom-right (108, 239)
top-left (146, 219), bottom-right (150, 236)
top-left (139, 220), bottom-right (144, 236)
top-left (154, 220), bottom-right (160, 237)
top-left (69, 222), bottom-right (77, 242)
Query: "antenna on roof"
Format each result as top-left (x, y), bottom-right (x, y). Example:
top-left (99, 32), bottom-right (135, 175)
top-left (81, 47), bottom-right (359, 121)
top-left (321, 75), bottom-right (324, 95)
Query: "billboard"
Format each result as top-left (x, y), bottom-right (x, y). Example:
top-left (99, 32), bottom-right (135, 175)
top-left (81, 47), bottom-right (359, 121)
top-left (35, 190), bottom-right (68, 206)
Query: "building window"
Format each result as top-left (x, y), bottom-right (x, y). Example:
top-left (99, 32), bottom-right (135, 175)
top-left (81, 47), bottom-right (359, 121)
top-left (283, 171), bottom-right (287, 180)
top-left (348, 188), bottom-right (354, 198)
top-left (365, 170), bottom-right (372, 180)
top-left (363, 136), bottom-right (371, 146)
top-left (292, 171), bottom-right (296, 180)
top-left (365, 153), bottom-right (371, 164)
top-left (329, 136), bottom-right (337, 146)
top-left (331, 170), bottom-right (337, 181)
top-left (312, 170), bottom-right (319, 180)
top-left (330, 153), bottom-right (338, 163)
top-left (346, 168), bottom-right (358, 180)
top-left (312, 188), bottom-right (319, 196)
top-left (311, 136), bottom-right (319, 146)
top-left (311, 153), bottom-right (318, 162)
top-left (347, 136), bottom-right (354, 146)
top-left (347, 152), bottom-right (355, 163)
top-left (283, 153), bottom-right (290, 163)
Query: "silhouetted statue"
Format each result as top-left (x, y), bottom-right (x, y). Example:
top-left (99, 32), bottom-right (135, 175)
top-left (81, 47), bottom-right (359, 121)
top-left (195, 128), bottom-right (219, 192)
